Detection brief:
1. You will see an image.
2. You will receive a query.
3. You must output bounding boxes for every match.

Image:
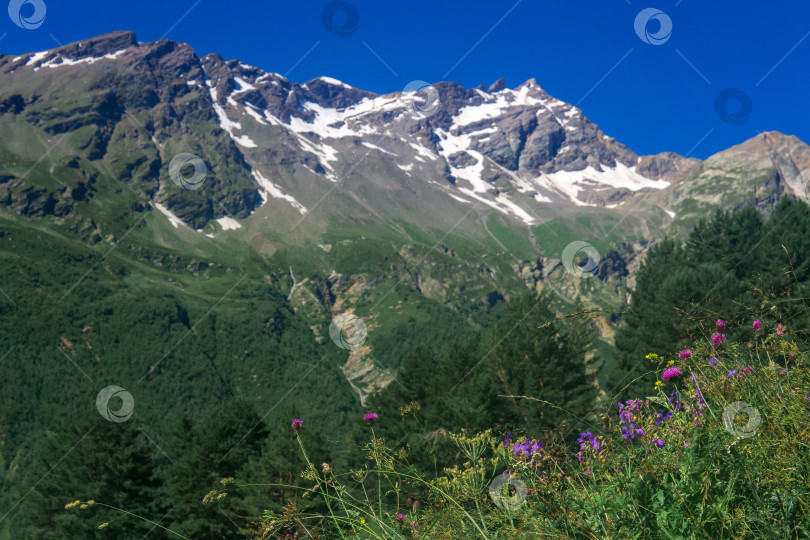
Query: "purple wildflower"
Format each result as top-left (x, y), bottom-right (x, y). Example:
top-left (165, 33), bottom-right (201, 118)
top-left (662, 366), bottom-right (682, 381)
top-left (577, 431), bottom-right (600, 459)
top-left (716, 319), bottom-right (725, 329)
top-left (655, 411), bottom-right (673, 427)
top-left (726, 370), bottom-right (738, 377)
top-left (753, 319), bottom-right (762, 331)
top-left (652, 439), bottom-right (665, 448)
top-left (776, 323), bottom-right (786, 336)
top-left (678, 349), bottom-right (691, 359)
top-left (291, 418), bottom-right (303, 432)
top-left (711, 333), bottom-right (726, 348)
top-left (503, 433), bottom-right (512, 447)
top-left (621, 423), bottom-right (644, 440)
top-left (395, 513), bottom-right (405, 521)
top-left (364, 412), bottom-right (378, 425)
top-left (709, 357), bottom-right (718, 365)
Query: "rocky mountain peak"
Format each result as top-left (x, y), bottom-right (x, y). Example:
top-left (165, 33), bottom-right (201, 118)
top-left (59, 30), bottom-right (137, 59)
top-left (1, 31), bottom-right (807, 239)
top-left (488, 77), bottom-right (506, 92)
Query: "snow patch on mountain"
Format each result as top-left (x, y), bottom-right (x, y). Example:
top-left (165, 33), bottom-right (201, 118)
top-left (34, 49), bottom-right (127, 71)
top-left (252, 170), bottom-right (308, 215)
top-left (533, 163), bottom-right (670, 206)
top-left (457, 187), bottom-right (535, 225)
top-left (408, 142), bottom-right (439, 161)
top-left (154, 203), bottom-right (188, 229)
top-left (206, 80), bottom-right (257, 148)
top-left (25, 51), bottom-right (50, 66)
top-left (361, 142), bottom-right (396, 156)
top-left (243, 102), bottom-right (268, 125)
top-left (453, 85), bottom-right (547, 127)
top-left (447, 192), bottom-right (472, 204)
top-left (232, 76), bottom-right (256, 93)
top-left (318, 76), bottom-right (352, 89)
top-left (216, 216), bottom-right (243, 230)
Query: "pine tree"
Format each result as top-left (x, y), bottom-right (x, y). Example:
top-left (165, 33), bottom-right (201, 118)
top-left (163, 399), bottom-right (267, 539)
top-left (25, 413), bottom-right (160, 539)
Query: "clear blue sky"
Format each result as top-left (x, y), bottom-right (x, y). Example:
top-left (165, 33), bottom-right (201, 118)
top-left (3, 0), bottom-right (809, 159)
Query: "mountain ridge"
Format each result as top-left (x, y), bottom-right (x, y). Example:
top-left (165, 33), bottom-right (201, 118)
top-left (2, 30), bottom-right (809, 244)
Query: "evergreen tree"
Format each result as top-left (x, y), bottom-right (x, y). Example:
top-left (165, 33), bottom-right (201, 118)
top-left (238, 411), bottom-right (330, 533)
top-left (25, 413), bottom-right (159, 539)
top-left (163, 399), bottom-right (267, 539)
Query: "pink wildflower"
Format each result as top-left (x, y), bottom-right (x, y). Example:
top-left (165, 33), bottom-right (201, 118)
top-left (662, 366), bottom-right (682, 381)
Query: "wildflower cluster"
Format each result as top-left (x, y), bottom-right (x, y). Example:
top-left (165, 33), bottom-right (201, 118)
top-left (618, 400), bottom-right (647, 440)
top-left (575, 431), bottom-right (601, 462)
top-left (503, 433), bottom-right (544, 465)
top-left (711, 332), bottom-right (727, 348)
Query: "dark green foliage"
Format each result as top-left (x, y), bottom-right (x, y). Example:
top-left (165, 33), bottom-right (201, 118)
top-left (24, 414), bottom-right (159, 539)
top-left (613, 198), bottom-right (810, 398)
top-left (238, 412), bottom-right (330, 528)
top-left (163, 400), bottom-right (266, 538)
top-left (365, 290), bottom-right (596, 473)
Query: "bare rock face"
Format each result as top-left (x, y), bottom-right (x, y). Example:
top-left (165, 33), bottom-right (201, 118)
top-left (645, 132), bottom-right (810, 226)
top-left (637, 152), bottom-right (702, 184)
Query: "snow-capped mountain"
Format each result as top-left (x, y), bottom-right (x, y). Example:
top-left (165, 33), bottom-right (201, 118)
top-left (2, 30), bottom-right (809, 241)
